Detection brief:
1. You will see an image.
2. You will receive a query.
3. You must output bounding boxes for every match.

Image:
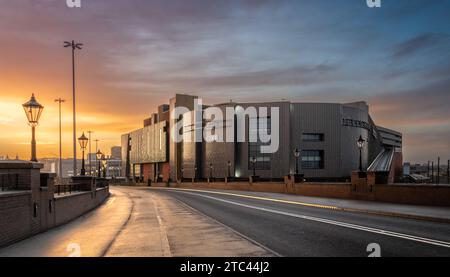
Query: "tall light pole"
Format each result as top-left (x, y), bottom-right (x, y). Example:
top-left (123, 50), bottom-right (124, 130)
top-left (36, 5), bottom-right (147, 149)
top-left (55, 98), bottom-right (65, 179)
top-left (87, 130), bottom-right (94, 175)
top-left (22, 94), bottom-right (44, 162)
top-left (64, 40), bottom-right (83, 177)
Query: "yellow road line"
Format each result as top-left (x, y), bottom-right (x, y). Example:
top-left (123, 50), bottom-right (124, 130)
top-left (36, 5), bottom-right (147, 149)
top-left (151, 187), bottom-right (342, 211)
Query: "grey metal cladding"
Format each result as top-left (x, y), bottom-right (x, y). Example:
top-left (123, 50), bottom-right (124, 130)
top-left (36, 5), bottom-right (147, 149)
top-left (129, 121), bottom-right (167, 164)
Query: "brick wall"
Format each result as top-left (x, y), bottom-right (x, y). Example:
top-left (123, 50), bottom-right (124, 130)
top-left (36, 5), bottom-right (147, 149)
top-left (0, 192), bottom-right (32, 247)
top-left (54, 188), bottom-right (110, 226)
top-left (0, 161), bottom-right (110, 249)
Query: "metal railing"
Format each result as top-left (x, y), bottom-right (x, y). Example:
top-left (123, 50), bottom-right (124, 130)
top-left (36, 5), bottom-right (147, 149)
top-left (0, 173), bottom-right (19, 192)
top-left (55, 183), bottom-right (87, 195)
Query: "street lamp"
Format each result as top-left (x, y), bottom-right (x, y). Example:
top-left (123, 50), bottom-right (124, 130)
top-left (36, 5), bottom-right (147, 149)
top-left (357, 135), bottom-right (366, 172)
top-left (96, 150), bottom-right (103, 178)
top-left (228, 161), bottom-right (232, 178)
top-left (22, 94), bottom-right (44, 162)
top-left (209, 163), bottom-right (213, 179)
top-left (78, 132), bottom-right (89, 176)
top-left (251, 156), bottom-right (257, 177)
top-left (101, 154), bottom-right (107, 178)
top-left (293, 148), bottom-right (300, 175)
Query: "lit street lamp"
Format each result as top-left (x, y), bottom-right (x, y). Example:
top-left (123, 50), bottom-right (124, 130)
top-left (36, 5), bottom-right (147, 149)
top-left (22, 94), bottom-right (44, 162)
top-left (293, 148), bottom-right (300, 175)
top-left (357, 135), bottom-right (366, 172)
top-left (251, 156), bottom-right (257, 177)
top-left (96, 150), bottom-right (103, 178)
top-left (228, 161), bottom-right (232, 178)
top-left (209, 163), bottom-right (213, 179)
top-left (78, 132), bottom-right (89, 176)
top-left (101, 154), bottom-right (107, 178)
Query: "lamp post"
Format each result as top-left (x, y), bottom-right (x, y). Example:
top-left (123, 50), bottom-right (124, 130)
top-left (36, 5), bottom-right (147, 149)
top-left (251, 156), bottom-right (257, 177)
top-left (94, 139), bottom-right (99, 175)
top-left (194, 166), bottom-right (198, 181)
top-left (78, 132), bottom-right (88, 176)
top-left (22, 94), bottom-right (44, 162)
top-left (437, 157), bottom-right (440, 185)
top-left (64, 40), bottom-right (83, 178)
top-left (228, 161), bottom-right (232, 179)
top-left (101, 154), bottom-right (107, 178)
top-left (54, 98), bottom-right (65, 179)
top-left (357, 135), bottom-right (366, 172)
top-left (96, 150), bottom-right (103, 178)
top-left (293, 148), bottom-right (300, 175)
top-left (209, 163), bottom-right (213, 179)
top-left (87, 131), bottom-right (94, 175)
top-left (181, 167), bottom-right (184, 181)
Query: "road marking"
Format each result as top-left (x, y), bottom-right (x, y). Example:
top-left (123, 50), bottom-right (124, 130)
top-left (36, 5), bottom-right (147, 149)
top-left (151, 187), bottom-right (450, 223)
top-left (152, 196), bottom-right (173, 257)
top-left (172, 190), bottom-right (450, 249)
top-left (153, 187), bottom-right (342, 210)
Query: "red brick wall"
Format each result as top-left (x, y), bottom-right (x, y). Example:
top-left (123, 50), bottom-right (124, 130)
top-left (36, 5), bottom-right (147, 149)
top-left (142, 164), bottom-right (154, 182)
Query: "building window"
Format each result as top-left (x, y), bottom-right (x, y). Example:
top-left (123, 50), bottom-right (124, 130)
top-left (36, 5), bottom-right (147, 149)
top-left (248, 117), bottom-right (272, 171)
top-left (301, 150), bottom-right (324, 169)
top-left (302, 133), bottom-right (324, 142)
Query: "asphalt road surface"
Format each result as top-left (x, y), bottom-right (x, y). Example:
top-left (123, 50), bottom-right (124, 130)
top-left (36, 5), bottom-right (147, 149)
top-left (152, 187), bottom-right (450, 257)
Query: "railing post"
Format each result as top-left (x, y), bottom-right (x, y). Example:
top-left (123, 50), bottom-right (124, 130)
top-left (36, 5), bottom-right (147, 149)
top-left (15, 174), bottom-right (19, 190)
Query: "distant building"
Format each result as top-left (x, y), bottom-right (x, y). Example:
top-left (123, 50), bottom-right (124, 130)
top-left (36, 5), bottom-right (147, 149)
top-left (111, 146), bottom-right (122, 160)
top-left (40, 158), bottom-right (82, 178)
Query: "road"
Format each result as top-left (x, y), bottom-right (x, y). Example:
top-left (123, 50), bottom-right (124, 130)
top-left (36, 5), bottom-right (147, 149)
top-left (154, 187), bottom-right (450, 257)
top-left (1, 186), bottom-right (449, 257)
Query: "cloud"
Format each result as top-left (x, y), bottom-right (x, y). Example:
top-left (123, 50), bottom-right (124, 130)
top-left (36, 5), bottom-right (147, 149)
top-left (391, 33), bottom-right (447, 59)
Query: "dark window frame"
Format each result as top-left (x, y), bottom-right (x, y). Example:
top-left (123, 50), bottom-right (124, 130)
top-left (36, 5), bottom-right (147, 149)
top-left (302, 133), bottom-right (325, 142)
top-left (301, 150), bottom-right (324, 169)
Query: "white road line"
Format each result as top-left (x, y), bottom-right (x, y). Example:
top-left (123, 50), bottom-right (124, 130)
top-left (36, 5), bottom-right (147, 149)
top-left (176, 191), bottom-right (450, 249)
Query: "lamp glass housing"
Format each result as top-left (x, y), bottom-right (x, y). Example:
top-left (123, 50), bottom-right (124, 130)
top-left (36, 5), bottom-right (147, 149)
top-left (78, 132), bottom-right (89, 150)
top-left (22, 93), bottom-right (44, 127)
top-left (357, 136), bottom-right (366, 149)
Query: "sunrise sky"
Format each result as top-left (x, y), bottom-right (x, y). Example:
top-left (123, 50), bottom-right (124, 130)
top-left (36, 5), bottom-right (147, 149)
top-left (0, 0), bottom-right (449, 163)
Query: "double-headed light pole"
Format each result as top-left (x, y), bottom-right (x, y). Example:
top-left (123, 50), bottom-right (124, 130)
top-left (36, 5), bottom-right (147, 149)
top-left (64, 40), bottom-right (83, 177)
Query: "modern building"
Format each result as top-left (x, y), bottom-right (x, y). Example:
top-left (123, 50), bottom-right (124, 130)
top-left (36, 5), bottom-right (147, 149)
top-left (121, 94), bottom-right (403, 183)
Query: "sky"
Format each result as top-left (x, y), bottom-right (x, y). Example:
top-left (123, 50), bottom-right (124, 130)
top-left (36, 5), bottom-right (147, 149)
top-left (0, 0), bottom-right (449, 163)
